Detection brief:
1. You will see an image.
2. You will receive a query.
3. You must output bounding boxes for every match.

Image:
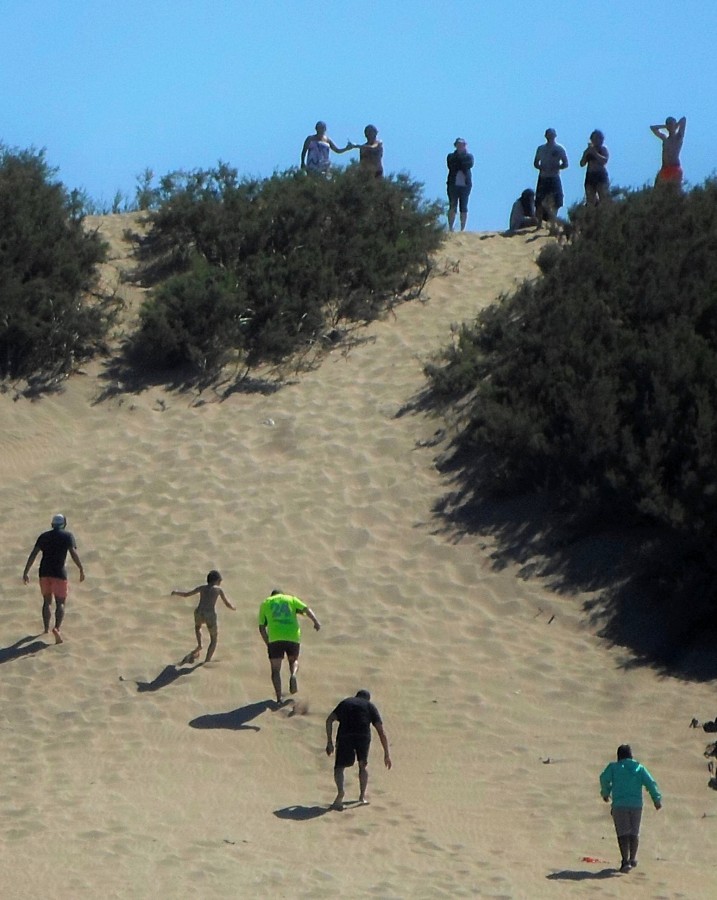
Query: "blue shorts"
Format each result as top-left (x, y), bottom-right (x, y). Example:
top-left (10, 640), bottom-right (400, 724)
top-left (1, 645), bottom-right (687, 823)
top-left (447, 184), bottom-right (471, 213)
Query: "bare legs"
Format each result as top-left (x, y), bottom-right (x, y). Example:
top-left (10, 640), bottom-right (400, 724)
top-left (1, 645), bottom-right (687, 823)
top-left (332, 766), bottom-right (345, 810)
top-left (42, 594), bottom-right (65, 643)
top-left (448, 206), bottom-right (457, 232)
top-left (288, 655), bottom-right (299, 694)
top-left (448, 207), bottom-right (468, 232)
top-left (358, 761), bottom-right (369, 803)
top-left (331, 762), bottom-right (370, 810)
top-left (268, 657), bottom-right (282, 702)
top-left (269, 654), bottom-right (299, 702)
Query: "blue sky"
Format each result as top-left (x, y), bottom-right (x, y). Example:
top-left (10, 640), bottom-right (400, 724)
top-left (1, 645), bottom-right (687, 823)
top-left (1, 1), bottom-right (713, 230)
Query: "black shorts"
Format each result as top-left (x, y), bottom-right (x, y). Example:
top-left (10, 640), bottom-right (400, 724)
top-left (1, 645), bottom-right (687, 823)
top-left (535, 176), bottom-right (563, 216)
top-left (267, 640), bottom-right (300, 660)
top-left (447, 183), bottom-right (471, 213)
top-left (585, 170), bottom-right (609, 191)
top-left (335, 733), bottom-right (371, 769)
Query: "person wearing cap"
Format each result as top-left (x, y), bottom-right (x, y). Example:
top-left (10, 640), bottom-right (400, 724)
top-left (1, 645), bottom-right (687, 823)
top-left (22, 514), bottom-right (84, 644)
top-left (325, 689), bottom-right (391, 810)
top-left (533, 127), bottom-right (569, 225)
top-left (257, 589), bottom-right (321, 703)
top-left (446, 138), bottom-right (474, 231)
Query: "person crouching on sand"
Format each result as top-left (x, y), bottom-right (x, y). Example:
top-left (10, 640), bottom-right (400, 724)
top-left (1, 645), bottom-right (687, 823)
top-left (600, 744), bottom-right (662, 874)
top-left (325, 689), bottom-right (391, 810)
top-left (171, 570), bottom-right (235, 663)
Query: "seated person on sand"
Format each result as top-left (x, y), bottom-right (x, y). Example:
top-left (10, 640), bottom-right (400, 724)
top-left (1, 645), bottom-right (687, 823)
top-left (171, 570), bottom-right (235, 663)
top-left (650, 115), bottom-right (686, 186)
top-left (580, 129), bottom-right (610, 205)
top-left (508, 188), bottom-right (539, 232)
top-left (348, 124), bottom-right (384, 177)
top-left (301, 121), bottom-right (353, 177)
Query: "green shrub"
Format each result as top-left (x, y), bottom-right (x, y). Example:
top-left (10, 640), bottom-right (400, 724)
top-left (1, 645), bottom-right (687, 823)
top-left (0, 145), bottom-right (110, 379)
top-left (426, 180), bottom-right (717, 548)
top-left (131, 164), bottom-right (442, 372)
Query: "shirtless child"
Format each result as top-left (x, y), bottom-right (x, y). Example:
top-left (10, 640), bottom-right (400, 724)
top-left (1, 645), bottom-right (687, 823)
top-left (171, 570), bottom-right (235, 663)
top-left (650, 116), bottom-right (686, 186)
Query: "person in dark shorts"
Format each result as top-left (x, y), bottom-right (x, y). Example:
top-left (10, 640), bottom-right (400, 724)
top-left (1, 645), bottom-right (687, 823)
top-left (22, 513), bottom-right (84, 644)
top-left (171, 570), bottom-right (235, 663)
top-left (446, 138), bottom-right (474, 232)
top-left (580, 129), bottom-right (610, 205)
top-left (349, 124), bottom-right (384, 177)
top-left (533, 127), bottom-right (569, 225)
top-left (257, 589), bottom-right (321, 703)
top-left (325, 689), bottom-right (391, 810)
top-left (600, 744), bottom-right (662, 873)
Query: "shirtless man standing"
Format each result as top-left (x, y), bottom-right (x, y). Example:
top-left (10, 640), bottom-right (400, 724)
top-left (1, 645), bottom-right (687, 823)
top-left (650, 116), bottom-right (686, 186)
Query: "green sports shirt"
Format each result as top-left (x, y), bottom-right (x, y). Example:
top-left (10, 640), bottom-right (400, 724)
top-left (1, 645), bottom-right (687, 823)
top-left (258, 593), bottom-right (308, 643)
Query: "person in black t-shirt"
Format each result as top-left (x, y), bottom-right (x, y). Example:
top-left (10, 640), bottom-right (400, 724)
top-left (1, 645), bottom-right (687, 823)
top-left (22, 514), bottom-right (84, 644)
top-left (325, 689), bottom-right (391, 810)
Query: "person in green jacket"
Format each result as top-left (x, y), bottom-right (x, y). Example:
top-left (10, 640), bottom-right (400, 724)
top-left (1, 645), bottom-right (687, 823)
top-left (600, 744), bottom-right (662, 873)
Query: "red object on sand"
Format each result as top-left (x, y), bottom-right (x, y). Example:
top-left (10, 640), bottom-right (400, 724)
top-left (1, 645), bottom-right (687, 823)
top-left (581, 856), bottom-right (609, 864)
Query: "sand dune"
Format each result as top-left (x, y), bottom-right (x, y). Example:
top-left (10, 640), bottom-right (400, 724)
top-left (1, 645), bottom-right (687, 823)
top-left (1, 219), bottom-right (716, 898)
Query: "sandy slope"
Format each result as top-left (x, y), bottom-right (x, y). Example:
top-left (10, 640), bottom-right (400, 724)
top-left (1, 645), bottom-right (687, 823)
top-left (1, 218), bottom-right (716, 899)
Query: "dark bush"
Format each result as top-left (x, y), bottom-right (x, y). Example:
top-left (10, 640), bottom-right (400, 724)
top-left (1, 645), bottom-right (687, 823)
top-left (131, 164), bottom-right (442, 371)
top-left (426, 181), bottom-right (717, 549)
top-left (0, 146), bottom-right (109, 379)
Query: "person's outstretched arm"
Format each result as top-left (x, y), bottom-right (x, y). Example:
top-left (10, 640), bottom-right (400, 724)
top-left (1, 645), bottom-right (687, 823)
top-left (171, 586), bottom-right (200, 598)
top-left (328, 138), bottom-right (352, 154)
top-left (375, 722), bottom-right (392, 769)
top-left (219, 588), bottom-right (236, 611)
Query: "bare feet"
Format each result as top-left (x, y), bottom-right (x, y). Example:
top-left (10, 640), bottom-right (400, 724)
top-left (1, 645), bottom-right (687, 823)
top-left (52, 627), bottom-right (63, 645)
top-left (289, 675), bottom-right (298, 694)
top-left (358, 797), bottom-right (369, 806)
top-left (330, 796), bottom-right (345, 811)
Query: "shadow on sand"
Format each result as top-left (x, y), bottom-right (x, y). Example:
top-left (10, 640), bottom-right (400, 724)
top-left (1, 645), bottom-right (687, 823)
top-left (136, 663), bottom-right (200, 692)
top-left (399, 424), bottom-right (717, 682)
top-left (0, 635), bottom-right (49, 664)
top-left (189, 700), bottom-right (275, 732)
top-left (546, 868), bottom-right (617, 881)
top-left (273, 805), bottom-right (330, 821)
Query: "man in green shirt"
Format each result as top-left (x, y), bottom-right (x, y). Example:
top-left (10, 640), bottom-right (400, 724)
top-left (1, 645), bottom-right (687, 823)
top-left (258, 589), bottom-right (321, 703)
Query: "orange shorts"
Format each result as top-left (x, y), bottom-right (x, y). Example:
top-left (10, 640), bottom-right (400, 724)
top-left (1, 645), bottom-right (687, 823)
top-left (657, 164), bottom-right (683, 184)
top-left (39, 577), bottom-right (69, 600)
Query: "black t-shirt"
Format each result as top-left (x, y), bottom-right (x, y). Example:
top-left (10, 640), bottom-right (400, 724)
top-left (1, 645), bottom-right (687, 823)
top-left (332, 697), bottom-right (382, 739)
top-left (35, 529), bottom-right (76, 578)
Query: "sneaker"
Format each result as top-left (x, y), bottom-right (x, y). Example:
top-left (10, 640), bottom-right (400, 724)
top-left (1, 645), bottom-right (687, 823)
top-left (620, 861), bottom-right (631, 874)
top-left (289, 675), bottom-right (298, 694)
top-left (629, 859), bottom-right (638, 869)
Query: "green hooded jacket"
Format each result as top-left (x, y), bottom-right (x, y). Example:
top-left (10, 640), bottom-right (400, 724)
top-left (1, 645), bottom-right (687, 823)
top-left (600, 758), bottom-right (661, 808)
